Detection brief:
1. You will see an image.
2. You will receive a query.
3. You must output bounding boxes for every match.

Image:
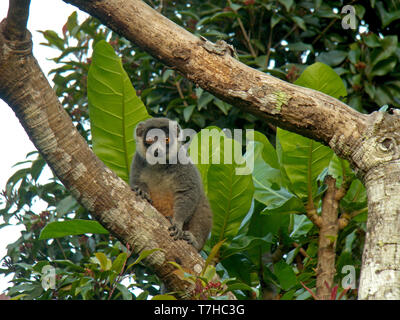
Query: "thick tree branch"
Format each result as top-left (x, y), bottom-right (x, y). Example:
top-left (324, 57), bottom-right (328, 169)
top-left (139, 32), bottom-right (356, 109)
top-left (2, 0), bottom-right (400, 300)
top-left (0, 6), bottom-right (212, 299)
top-left (63, 0), bottom-right (369, 173)
top-left (59, 2), bottom-right (400, 299)
top-left (4, 0), bottom-right (30, 41)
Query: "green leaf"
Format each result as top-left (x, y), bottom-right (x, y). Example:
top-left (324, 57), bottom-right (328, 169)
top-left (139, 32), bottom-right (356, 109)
top-left (274, 260), bottom-right (297, 290)
top-left (224, 282), bottom-right (254, 294)
top-left (368, 36), bottom-right (398, 67)
top-left (279, 0), bottom-right (294, 11)
top-left (162, 69), bottom-right (174, 82)
top-left (183, 105), bottom-right (196, 122)
top-left (39, 30), bottom-right (65, 50)
top-left (354, 5), bottom-right (366, 20)
top-left (341, 179), bottom-right (367, 211)
top-left (290, 214), bottom-right (313, 239)
top-left (188, 127), bottom-right (229, 192)
top-left (197, 92), bottom-right (214, 110)
top-left (316, 50), bottom-right (348, 67)
top-left (207, 133), bottom-right (254, 246)
top-left (213, 98), bottom-right (230, 115)
top-left (245, 132), bottom-right (304, 214)
top-left (66, 11), bottom-right (78, 35)
top-left (116, 283), bottom-right (133, 300)
top-left (53, 259), bottom-right (85, 272)
top-left (56, 195), bottom-right (79, 217)
top-left (287, 42), bottom-right (313, 52)
top-left (370, 57), bottom-right (397, 77)
top-left (39, 219), bottom-right (109, 239)
top-left (271, 15), bottom-right (282, 28)
top-left (88, 40), bottom-right (150, 183)
top-left (193, 127), bottom-right (254, 246)
top-left (203, 265), bottom-right (217, 282)
top-left (364, 33), bottom-right (381, 48)
top-left (327, 153), bottom-right (354, 188)
top-left (295, 62), bottom-right (347, 99)
top-left (376, 2), bottom-right (400, 28)
top-left (111, 252), bottom-right (128, 275)
top-left (126, 248), bottom-right (162, 271)
top-left (348, 43), bottom-right (361, 64)
top-left (203, 240), bottom-right (225, 274)
top-left (291, 16), bottom-right (306, 31)
top-left (276, 128), bottom-right (333, 201)
top-left (222, 234), bottom-right (273, 259)
top-left (94, 252), bottom-right (112, 271)
top-left (248, 202), bottom-right (290, 238)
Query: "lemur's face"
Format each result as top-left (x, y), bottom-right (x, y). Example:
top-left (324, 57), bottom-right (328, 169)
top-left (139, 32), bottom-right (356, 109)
top-left (135, 118), bottom-right (181, 164)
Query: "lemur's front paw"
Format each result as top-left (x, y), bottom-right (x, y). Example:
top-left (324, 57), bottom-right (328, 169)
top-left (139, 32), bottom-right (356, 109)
top-left (168, 224), bottom-right (184, 241)
top-left (182, 231), bottom-right (200, 249)
top-left (131, 186), bottom-right (152, 204)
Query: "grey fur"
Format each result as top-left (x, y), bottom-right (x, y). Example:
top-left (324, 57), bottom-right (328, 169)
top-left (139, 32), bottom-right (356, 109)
top-left (130, 118), bottom-right (213, 251)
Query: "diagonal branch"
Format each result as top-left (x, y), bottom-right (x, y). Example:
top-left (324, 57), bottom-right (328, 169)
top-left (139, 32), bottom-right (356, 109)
top-left (63, 0), bottom-right (369, 175)
top-left (0, 1), bottom-right (211, 299)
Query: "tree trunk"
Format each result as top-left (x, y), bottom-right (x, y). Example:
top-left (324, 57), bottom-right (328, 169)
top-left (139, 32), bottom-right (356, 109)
top-left (357, 111), bottom-right (400, 299)
top-left (1, 0), bottom-right (400, 299)
top-left (0, 2), bottom-right (209, 299)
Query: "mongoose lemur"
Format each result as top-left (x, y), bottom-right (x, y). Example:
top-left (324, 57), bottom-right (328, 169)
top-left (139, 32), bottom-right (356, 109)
top-left (129, 118), bottom-right (212, 251)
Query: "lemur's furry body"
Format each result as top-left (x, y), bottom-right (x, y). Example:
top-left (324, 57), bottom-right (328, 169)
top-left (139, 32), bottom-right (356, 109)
top-left (129, 118), bottom-right (212, 251)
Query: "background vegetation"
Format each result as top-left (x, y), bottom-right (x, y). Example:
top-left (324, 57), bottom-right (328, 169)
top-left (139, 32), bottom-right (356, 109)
top-left (1, 0), bottom-right (399, 299)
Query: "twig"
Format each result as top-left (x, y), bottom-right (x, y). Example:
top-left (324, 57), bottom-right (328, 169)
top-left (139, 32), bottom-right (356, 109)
top-left (108, 243), bottom-right (134, 300)
top-left (175, 80), bottom-right (188, 107)
top-left (55, 238), bottom-right (68, 260)
top-left (273, 25), bottom-right (297, 49)
top-left (227, 0), bottom-right (257, 58)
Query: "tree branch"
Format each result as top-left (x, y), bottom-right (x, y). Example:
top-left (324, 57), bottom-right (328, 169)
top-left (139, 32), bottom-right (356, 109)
top-left (316, 176), bottom-right (340, 300)
top-left (0, 5), bottom-right (210, 299)
top-left (63, 0), bottom-right (368, 174)
top-left (4, 0), bottom-right (31, 41)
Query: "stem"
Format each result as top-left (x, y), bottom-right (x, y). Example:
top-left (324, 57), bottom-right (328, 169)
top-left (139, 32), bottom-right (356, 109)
top-left (175, 80), bottom-right (188, 107)
top-left (227, 0), bottom-right (257, 58)
top-left (56, 238), bottom-right (68, 260)
top-left (316, 176), bottom-right (339, 300)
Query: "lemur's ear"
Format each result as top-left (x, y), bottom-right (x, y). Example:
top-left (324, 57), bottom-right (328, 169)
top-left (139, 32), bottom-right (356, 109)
top-left (135, 122), bottom-right (146, 139)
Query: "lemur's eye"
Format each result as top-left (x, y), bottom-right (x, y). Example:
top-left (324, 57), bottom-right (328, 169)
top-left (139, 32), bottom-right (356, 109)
top-left (165, 137), bottom-right (170, 144)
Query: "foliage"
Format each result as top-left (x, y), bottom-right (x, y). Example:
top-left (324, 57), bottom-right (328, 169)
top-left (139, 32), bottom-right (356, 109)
top-left (87, 40), bottom-right (150, 183)
top-left (2, 0), bottom-right (396, 299)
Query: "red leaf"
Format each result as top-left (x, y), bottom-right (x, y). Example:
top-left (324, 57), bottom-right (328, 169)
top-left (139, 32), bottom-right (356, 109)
top-left (300, 281), bottom-right (318, 300)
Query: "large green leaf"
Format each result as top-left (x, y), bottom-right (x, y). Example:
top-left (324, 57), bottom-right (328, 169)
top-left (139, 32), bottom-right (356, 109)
top-left (208, 163), bottom-right (254, 246)
top-left (203, 131), bottom-right (254, 246)
top-left (39, 220), bottom-right (109, 240)
top-left (294, 62), bottom-right (347, 99)
top-left (274, 62), bottom-right (347, 201)
top-left (188, 126), bottom-right (225, 192)
top-left (276, 128), bottom-right (333, 201)
top-left (88, 40), bottom-right (150, 183)
top-left (245, 131), bottom-right (304, 214)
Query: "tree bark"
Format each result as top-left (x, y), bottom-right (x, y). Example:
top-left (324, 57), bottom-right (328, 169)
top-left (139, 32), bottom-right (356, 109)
top-left (1, 0), bottom-right (400, 299)
top-left (0, 0), bottom-right (210, 299)
top-left (64, 0), bottom-right (368, 167)
top-left (357, 112), bottom-right (400, 299)
top-left (60, 0), bottom-right (400, 299)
